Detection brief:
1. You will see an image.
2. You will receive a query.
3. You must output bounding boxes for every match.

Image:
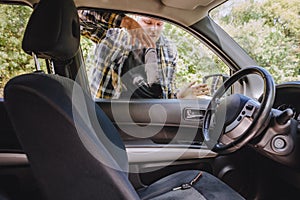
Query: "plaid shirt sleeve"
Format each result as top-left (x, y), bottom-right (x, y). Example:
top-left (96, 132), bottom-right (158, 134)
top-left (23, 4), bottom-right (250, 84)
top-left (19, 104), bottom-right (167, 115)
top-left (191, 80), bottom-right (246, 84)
top-left (170, 47), bottom-right (178, 98)
top-left (78, 10), bottom-right (125, 43)
top-left (157, 36), bottom-right (178, 99)
top-left (88, 28), bottom-right (131, 99)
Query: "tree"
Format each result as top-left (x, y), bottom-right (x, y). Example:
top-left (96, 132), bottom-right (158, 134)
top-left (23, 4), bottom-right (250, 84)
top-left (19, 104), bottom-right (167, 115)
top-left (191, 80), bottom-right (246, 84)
top-left (210, 0), bottom-right (300, 83)
top-left (0, 5), bottom-right (33, 90)
top-left (1, 1), bottom-right (299, 96)
top-left (163, 23), bottom-right (229, 88)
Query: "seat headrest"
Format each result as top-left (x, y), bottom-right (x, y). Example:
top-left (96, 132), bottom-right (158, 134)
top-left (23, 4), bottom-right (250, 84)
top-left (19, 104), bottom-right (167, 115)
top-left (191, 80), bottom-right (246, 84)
top-left (22, 0), bottom-right (80, 61)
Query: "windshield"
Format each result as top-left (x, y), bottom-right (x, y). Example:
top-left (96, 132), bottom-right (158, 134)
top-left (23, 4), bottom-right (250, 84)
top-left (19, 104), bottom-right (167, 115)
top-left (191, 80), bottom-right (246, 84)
top-left (210, 0), bottom-right (300, 84)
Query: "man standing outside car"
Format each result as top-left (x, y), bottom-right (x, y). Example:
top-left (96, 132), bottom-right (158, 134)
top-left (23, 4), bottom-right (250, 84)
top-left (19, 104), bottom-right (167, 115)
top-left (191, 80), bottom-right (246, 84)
top-left (79, 10), bottom-right (209, 99)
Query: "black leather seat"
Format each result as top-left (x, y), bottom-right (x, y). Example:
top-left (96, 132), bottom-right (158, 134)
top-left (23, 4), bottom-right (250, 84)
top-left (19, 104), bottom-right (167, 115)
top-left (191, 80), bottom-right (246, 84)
top-left (4, 0), bottom-right (244, 199)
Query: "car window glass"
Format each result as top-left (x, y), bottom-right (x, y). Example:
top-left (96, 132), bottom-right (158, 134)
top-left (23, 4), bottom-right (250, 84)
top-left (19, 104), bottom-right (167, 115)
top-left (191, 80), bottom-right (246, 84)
top-left (0, 4), bottom-right (46, 98)
top-left (163, 22), bottom-right (230, 98)
top-left (210, 0), bottom-right (300, 84)
top-left (79, 10), bottom-right (230, 100)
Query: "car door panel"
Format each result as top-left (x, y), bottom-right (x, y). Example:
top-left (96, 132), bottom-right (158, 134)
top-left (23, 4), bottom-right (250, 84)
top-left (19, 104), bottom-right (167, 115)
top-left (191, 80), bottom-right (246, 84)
top-left (96, 98), bottom-right (217, 186)
top-left (97, 99), bottom-right (210, 143)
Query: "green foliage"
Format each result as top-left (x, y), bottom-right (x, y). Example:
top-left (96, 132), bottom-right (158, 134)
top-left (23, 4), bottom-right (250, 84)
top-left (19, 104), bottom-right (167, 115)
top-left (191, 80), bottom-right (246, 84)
top-left (1, 0), bottom-right (299, 98)
top-left (81, 36), bottom-right (95, 75)
top-left (163, 23), bottom-right (229, 88)
top-left (0, 5), bottom-right (33, 90)
top-left (211, 0), bottom-right (300, 83)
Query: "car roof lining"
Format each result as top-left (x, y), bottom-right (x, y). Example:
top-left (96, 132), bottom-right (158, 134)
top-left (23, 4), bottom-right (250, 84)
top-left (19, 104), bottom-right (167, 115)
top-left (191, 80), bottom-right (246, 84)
top-left (0, 0), bottom-right (226, 26)
top-left (161, 0), bottom-right (215, 10)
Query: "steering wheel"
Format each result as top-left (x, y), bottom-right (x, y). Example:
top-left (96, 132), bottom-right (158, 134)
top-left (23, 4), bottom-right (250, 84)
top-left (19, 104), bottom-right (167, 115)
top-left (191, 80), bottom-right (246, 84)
top-left (202, 66), bottom-right (275, 154)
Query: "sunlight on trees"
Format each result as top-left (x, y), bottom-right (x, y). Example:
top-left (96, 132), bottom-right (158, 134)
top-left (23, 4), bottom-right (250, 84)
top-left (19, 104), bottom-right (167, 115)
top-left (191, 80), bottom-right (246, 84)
top-left (0, 0), bottom-right (299, 96)
top-left (210, 0), bottom-right (300, 83)
top-left (0, 5), bottom-right (33, 91)
top-left (163, 23), bottom-right (229, 88)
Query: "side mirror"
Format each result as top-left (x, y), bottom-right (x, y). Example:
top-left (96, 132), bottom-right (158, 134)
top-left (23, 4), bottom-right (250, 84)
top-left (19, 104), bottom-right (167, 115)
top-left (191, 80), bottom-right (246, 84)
top-left (203, 74), bottom-right (229, 96)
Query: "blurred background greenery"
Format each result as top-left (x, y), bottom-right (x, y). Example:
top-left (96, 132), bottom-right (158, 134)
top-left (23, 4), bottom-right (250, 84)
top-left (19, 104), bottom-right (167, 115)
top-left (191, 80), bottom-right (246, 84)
top-left (211, 0), bottom-right (300, 83)
top-left (0, 0), bottom-right (299, 95)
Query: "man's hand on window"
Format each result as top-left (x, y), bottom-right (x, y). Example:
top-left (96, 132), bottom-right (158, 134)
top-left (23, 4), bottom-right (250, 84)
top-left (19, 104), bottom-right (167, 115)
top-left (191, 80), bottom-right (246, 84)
top-left (177, 81), bottom-right (210, 99)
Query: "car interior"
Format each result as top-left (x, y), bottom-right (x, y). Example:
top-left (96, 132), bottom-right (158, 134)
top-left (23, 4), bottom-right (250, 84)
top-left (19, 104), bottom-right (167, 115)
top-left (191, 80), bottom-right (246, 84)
top-left (0, 0), bottom-right (300, 199)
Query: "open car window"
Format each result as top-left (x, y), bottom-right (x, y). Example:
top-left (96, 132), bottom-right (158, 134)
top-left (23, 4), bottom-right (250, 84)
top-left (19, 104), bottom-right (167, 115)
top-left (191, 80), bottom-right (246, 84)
top-left (79, 10), bottom-right (230, 100)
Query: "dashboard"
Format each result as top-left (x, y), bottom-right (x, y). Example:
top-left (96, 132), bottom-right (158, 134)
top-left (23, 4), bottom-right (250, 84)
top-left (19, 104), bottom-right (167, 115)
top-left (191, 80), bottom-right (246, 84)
top-left (273, 82), bottom-right (300, 122)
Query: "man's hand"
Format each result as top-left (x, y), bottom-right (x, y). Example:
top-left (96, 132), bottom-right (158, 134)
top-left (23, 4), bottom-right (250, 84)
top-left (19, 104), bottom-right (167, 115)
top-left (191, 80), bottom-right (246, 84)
top-left (121, 15), bottom-right (155, 48)
top-left (177, 81), bottom-right (210, 99)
